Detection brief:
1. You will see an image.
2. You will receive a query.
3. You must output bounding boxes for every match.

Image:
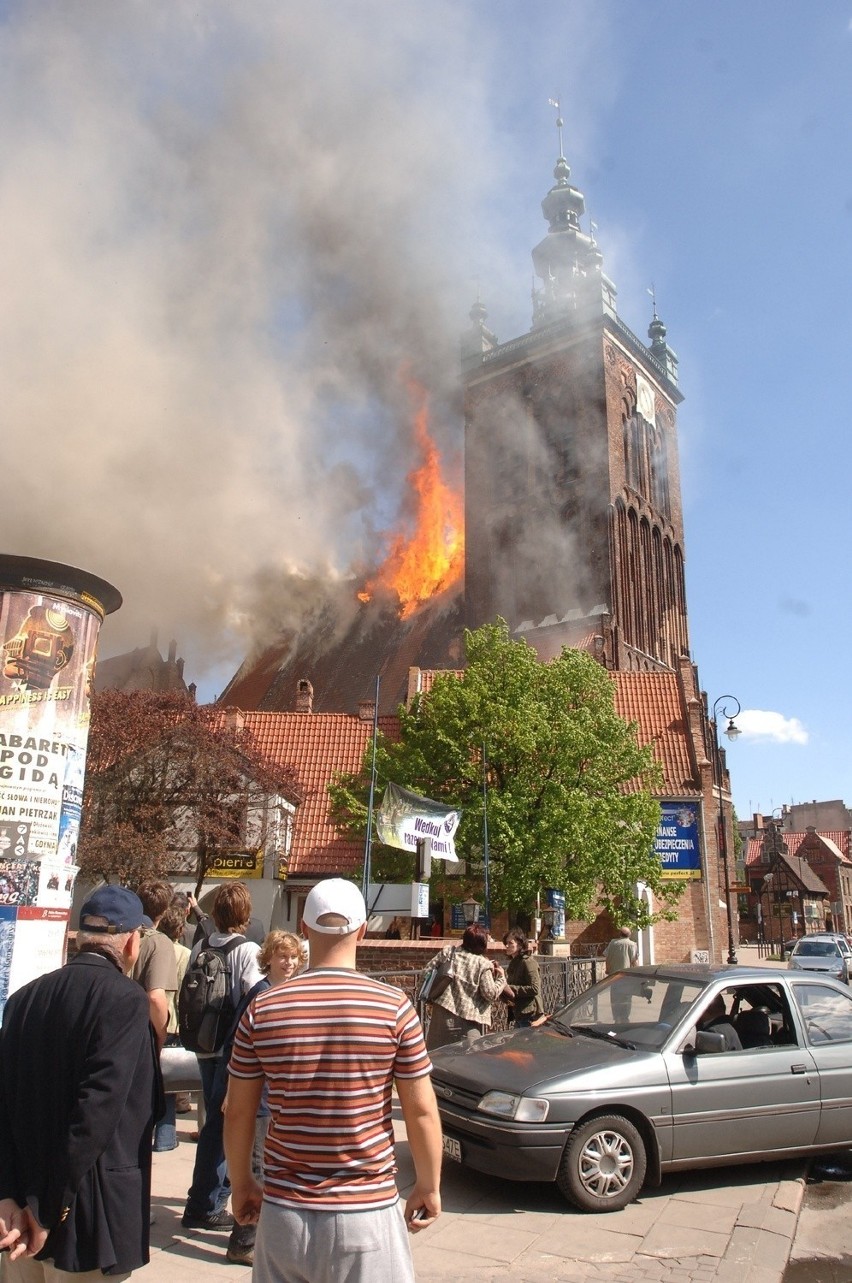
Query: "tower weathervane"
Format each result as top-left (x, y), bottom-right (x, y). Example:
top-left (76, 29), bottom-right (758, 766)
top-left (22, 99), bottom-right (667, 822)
top-left (647, 282), bottom-right (658, 319)
top-left (547, 96), bottom-right (565, 159)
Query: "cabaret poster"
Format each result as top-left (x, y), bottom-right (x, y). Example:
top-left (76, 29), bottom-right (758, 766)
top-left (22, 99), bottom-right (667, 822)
top-left (0, 565), bottom-right (114, 1021)
top-left (0, 589), bottom-right (101, 867)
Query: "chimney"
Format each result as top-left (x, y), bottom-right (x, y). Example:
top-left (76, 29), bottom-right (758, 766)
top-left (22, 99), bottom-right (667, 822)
top-left (168, 639), bottom-right (177, 663)
top-left (358, 700), bottom-right (376, 722)
top-left (296, 679), bottom-right (313, 714)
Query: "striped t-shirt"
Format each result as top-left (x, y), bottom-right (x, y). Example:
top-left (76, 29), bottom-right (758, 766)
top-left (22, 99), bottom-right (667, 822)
top-left (229, 967), bottom-right (432, 1210)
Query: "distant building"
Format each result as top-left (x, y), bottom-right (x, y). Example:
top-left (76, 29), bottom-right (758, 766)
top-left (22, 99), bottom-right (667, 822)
top-left (95, 632), bottom-right (194, 698)
top-left (742, 813), bottom-right (852, 943)
top-left (781, 800), bottom-right (852, 833)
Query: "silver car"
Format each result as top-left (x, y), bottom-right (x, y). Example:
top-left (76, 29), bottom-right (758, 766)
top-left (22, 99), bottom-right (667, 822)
top-left (430, 965), bottom-right (852, 1212)
top-left (788, 934), bottom-right (851, 984)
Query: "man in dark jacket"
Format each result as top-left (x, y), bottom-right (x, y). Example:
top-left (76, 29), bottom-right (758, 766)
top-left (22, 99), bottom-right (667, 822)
top-left (0, 885), bottom-right (161, 1278)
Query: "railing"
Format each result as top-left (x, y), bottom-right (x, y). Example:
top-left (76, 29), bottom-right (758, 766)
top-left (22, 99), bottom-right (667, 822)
top-left (364, 956), bottom-right (605, 1031)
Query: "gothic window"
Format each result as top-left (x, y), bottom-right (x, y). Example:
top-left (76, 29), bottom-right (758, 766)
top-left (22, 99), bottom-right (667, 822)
top-left (653, 525), bottom-right (665, 658)
top-left (640, 517), bottom-right (655, 657)
top-left (628, 507), bottom-right (641, 652)
top-left (673, 545), bottom-right (687, 655)
top-left (650, 425), bottom-right (671, 517)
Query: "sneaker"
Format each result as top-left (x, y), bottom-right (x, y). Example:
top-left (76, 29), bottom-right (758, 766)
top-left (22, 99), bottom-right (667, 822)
top-left (181, 1209), bottom-right (235, 1231)
top-left (226, 1244), bottom-right (255, 1265)
top-left (174, 1092), bottom-right (193, 1113)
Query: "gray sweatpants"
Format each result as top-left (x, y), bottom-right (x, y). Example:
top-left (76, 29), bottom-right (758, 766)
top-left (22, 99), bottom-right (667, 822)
top-left (252, 1199), bottom-right (415, 1283)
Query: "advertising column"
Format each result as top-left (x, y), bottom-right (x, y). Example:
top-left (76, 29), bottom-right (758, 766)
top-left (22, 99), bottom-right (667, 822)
top-left (0, 556), bottom-right (121, 1019)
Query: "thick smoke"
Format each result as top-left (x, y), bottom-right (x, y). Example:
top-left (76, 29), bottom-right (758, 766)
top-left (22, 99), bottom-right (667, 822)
top-left (0, 2), bottom-right (616, 694)
top-left (0, 2), bottom-right (500, 677)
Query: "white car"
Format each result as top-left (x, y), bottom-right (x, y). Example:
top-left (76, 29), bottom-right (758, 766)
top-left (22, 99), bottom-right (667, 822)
top-left (788, 934), bottom-right (851, 984)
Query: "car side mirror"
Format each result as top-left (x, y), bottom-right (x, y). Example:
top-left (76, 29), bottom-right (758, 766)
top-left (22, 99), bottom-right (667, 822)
top-left (694, 1030), bottom-right (726, 1055)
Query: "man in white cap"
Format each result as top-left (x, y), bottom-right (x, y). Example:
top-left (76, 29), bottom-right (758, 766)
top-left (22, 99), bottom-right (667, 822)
top-left (224, 878), bottom-right (442, 1283)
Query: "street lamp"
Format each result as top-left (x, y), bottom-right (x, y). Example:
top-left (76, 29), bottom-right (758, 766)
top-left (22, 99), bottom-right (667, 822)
top-left (461, 896), bottom-right (481, 925)
top-left (712, 695), bottom-right (741, 965)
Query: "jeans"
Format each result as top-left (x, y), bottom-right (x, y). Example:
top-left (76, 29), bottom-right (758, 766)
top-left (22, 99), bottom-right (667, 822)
top-left (154, 1093), bottom-right (178, 1151)
top-left (228, 1114), bottom-right (269, 1254)
top-left (185, 1053), bottom-right (229, 1217)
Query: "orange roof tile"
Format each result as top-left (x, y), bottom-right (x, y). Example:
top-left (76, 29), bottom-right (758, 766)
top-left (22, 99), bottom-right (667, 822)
top-left (746, 830), bottom-right (852, 868)
top-left (239, 665), bottom-right (704, 880)
top-left (242, 711), bottom-right (399, 877)
top-left (612, 671), bottom-right (700, 797)
top-left (410, 669), bottom-right (464, 697)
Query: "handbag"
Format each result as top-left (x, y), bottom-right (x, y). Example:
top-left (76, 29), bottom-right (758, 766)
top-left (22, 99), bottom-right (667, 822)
top-left (418, 949), bottom-right (456, 1003)
top-left (160, 1043), bottom-right (203, 1093)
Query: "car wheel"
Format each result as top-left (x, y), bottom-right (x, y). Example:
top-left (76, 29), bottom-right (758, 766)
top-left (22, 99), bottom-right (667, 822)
top-left (557, 1113), bottom-right (647, 1213)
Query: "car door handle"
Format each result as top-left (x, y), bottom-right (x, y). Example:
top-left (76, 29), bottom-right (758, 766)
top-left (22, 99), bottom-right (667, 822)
top-left (791, 1064), bottom-right (808, 1074)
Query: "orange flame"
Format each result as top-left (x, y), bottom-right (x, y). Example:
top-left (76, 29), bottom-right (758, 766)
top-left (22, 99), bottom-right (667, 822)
top-left (359, 381), bottom-right (464, 619)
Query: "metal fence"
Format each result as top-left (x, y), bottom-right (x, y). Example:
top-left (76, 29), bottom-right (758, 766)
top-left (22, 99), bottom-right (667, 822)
top-left (365, 956), bottom-right (605, 1031)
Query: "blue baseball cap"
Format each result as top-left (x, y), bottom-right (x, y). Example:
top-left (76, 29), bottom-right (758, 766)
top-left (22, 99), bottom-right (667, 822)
top-left (79, 885), bottom-right (146, 934)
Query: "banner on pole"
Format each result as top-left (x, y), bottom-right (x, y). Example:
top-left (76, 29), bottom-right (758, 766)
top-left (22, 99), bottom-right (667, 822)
top-left (376, 783), bottom-right (461, 863)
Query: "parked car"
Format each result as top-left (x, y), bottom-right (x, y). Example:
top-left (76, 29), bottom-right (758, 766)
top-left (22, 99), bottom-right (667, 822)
top-left (787, 933), bottom-right (852, 984)
top-left (430, 964), bottom-right (852, 1213)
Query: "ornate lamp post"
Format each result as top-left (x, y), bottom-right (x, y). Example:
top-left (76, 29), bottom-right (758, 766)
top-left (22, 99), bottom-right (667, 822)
top-left (461, 896), bottom-right (481, 925)
top-left (712, 695), bottom-right (741, 965)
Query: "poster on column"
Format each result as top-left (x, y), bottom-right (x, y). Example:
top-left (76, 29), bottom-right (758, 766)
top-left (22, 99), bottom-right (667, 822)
top-left (0, 590), bottom-right (100, 862)
top-left (6, 907), bottom-right (70, 1003)
top-left (0, 558), bottom-right (120, 1020)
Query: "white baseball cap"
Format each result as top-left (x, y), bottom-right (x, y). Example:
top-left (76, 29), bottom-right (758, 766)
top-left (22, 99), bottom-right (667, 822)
top-left (303, 879), bottom-right (367, 935)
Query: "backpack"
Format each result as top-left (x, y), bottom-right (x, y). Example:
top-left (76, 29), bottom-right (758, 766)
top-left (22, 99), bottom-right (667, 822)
top-left (178, 935), bottom-right (244, 1054)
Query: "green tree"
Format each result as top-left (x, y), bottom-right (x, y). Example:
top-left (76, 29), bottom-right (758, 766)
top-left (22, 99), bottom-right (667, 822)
top-left (79, 691), bottom-right (298, 893)
top-left (329, 621), bottom-right (681, 926)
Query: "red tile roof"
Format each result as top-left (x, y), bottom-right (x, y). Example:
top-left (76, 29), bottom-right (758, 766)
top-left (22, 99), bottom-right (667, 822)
top-left (612, 671), bottom-right (700, 797)
top-left (411, 669), bottom-right (465, 696)
top-left (746, 830), bottom-right (852, 868)
top-left (240, 665), bottom-right (706, 878)
top-left (241, 711), bottom-right (399, 877)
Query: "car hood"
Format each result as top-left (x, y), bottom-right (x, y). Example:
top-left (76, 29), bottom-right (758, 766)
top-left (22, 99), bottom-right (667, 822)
top-left (791, 956), bottom-right (844, 972)
top-left (429, 1025), bottom-right (641, 1095)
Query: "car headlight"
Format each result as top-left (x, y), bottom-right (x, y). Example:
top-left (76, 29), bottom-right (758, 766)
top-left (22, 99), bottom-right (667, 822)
top-left (477, 1091), bottom-right (550, 1122)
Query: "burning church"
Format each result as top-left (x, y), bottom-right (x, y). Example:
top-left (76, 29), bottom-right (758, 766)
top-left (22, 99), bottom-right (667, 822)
top-left (223, 121), bottom-right (687, 713)
top-left (217, 123), bottom-right (738, 963)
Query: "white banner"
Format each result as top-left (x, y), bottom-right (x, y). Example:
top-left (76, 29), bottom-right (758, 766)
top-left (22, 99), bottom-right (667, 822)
top-left (376, 782), bottom-right (461, 862)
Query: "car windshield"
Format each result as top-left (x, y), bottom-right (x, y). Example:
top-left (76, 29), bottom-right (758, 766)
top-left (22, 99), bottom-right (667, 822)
top-left (795, 940), bottom-right (840, 958)
top-left (551, 973), bottom-right (706, 1050)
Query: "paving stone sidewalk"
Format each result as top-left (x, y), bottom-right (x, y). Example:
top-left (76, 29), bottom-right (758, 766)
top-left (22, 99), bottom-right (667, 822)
top-left (144, 1107), bottom-right (806, 1283)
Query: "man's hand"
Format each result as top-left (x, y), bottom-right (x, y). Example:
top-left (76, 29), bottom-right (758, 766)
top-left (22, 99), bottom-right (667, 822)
top-left (230, 1176), bottom-right (263, 1226)
top-left (404, 1187), bottom-right (441, 1233)
top-left (0, 1198), bottom-right (48, 1260)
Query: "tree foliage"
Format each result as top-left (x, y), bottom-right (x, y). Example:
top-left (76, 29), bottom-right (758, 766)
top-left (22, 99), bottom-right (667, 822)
top-left (79, 691), bottom-right (299, 892)
top-left (329, 621), bottom-right (681, 926)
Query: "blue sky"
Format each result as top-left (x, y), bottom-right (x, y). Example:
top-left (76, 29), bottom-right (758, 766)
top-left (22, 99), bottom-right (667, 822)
top-left (1, 2), bottom-right (848, 819)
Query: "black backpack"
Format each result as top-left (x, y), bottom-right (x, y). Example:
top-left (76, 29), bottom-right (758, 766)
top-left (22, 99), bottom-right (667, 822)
top-left (178, 935), bottom-right (243, 1054)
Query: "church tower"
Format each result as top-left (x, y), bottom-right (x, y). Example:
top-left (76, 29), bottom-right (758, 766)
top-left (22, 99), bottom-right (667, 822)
top-left (462, 113), bottom-right (689, 672)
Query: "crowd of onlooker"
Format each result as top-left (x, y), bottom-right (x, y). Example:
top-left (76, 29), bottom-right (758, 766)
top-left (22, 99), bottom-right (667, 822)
top-left (129, 879), bottom-right (308, 1265)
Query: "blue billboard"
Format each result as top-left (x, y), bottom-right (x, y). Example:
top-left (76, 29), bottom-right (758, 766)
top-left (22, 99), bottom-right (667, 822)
top-left (654, 801), bottom-right (702, 880)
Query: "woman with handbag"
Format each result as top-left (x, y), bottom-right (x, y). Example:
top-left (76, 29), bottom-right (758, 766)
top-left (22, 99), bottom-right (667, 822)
top-left (500, 927), bottom-right (544, 1028)
top-left (424, 922), bottom-right (507, 1051)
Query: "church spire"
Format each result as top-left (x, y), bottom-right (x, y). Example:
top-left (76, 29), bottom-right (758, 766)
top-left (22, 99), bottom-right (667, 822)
top-left (531, 103), bottom-right (616, 328)
top-left (646, 285), bottom-right (679, 386)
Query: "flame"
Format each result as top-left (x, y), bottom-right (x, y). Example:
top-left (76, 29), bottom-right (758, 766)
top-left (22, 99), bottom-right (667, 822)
top-left (359, 381), bottom-right (464, 618)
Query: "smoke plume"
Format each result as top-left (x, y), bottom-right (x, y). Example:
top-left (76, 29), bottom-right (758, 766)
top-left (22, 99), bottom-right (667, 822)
top-left (0, 1), bottom-right (506, 683)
